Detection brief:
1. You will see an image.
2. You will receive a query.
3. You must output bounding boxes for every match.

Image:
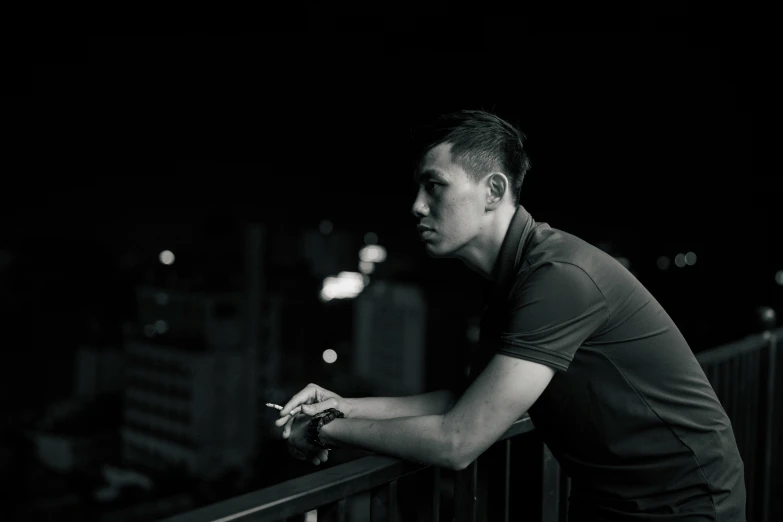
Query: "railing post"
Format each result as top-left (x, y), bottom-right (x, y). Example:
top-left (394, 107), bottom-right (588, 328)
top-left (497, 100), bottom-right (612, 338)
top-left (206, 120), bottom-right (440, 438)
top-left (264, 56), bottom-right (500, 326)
top-left (751, 347), bottom-right (760, 496)
top-left (561, 471), bottom-right (572, 519)
top-left (370, 480), bottom-right (399, 522)
top-left (155, 417), bottom-right (536, 522)
top-left (432, 466), bottom-right (441, 522)
top-left (454, 460), bottom-right (478, 522)
top-left (504, 439), bottom-right (511, 522)
top-left (541, 443), bottom-right (560, 522)
top-left (761, 329), bottom-right (777, 522)
top-left (318, 498), bottom-right (347, 522)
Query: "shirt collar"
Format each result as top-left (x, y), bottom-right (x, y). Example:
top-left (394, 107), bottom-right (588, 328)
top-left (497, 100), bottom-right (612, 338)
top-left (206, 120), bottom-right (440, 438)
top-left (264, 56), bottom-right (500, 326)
top-left (488, 204), bottom-right (535, 301)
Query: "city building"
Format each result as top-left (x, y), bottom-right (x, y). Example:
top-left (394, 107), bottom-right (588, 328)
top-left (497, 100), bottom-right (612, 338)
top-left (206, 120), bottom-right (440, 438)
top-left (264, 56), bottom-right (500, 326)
top-left (30, 429), bottom-right (116, 474)
top-left (300, 222), bottom-right (360, 280)
top-left (353, 281), bottom-right (427, 396)
top-left (26, 391), bottom-right (124, 475)
top-left (120, 286), bottom-right (257, 481)
top-left (74, 344), bottom-right (126, 399)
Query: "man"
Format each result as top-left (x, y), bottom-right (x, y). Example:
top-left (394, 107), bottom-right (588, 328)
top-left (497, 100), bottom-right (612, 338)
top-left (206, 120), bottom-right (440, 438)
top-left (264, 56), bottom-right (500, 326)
top-left (275, 110), bottom-right (746, 520)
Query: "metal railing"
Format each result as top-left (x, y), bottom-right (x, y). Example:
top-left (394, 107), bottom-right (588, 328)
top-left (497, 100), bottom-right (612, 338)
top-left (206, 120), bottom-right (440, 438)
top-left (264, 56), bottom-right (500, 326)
top-left (695, 326), bottom-right (781, 522)
top-left (160, 416), bottom-right (543, 522)
top-left (160, 326), bottom-right (781, 522)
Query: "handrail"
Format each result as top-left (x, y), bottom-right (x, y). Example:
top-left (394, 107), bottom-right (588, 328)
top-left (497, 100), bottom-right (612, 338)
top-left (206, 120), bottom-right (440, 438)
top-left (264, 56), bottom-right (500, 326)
top-left (694, 326), bottom-right (782, 366)
top-left (159, 416), bottom-right (535, 522)
top-left (160, 325), bottom-right (781, 522)
top-left (695, 325), bottom-right (779, 521)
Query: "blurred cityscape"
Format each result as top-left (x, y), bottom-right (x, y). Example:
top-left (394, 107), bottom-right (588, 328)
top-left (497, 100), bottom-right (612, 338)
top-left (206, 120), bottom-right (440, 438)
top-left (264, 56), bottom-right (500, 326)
top-left (2, 197), bottom-right (781, 521)
top-left (1, 24), bottom-right (778, 522)
top-left (0, 213), bottom-right (462, 521)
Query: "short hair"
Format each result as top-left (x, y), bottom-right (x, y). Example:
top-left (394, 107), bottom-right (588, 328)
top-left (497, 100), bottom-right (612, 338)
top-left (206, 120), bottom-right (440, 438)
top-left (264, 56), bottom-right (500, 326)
top-left (411, 110), bottom-right (532, 205)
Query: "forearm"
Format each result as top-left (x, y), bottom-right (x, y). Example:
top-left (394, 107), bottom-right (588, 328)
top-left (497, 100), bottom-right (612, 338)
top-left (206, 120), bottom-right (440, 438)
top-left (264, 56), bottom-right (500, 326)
top-left (344, 389), bottom-right (456, 420)
top-left (320, 415), bottom-right (458, 469)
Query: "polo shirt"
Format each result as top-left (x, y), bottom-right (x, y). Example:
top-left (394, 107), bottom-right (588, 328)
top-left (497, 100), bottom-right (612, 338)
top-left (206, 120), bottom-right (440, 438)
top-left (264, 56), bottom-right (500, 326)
top-left (469, 205), bottom-right (746, 521)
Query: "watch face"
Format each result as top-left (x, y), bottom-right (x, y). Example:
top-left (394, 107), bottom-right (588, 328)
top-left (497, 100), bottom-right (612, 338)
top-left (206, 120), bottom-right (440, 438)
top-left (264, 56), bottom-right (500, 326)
top-left (305, 409), bottom-right (343, 450)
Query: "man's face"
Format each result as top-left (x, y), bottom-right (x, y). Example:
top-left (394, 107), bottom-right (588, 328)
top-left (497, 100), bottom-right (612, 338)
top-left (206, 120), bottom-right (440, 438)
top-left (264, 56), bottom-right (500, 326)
top-left (412, 143), bottom-right (487, 258)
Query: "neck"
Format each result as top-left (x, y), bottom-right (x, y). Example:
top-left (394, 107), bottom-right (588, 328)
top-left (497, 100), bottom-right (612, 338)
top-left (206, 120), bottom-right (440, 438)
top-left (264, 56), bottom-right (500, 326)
top-left (457, 203), bottom-right (517, 279)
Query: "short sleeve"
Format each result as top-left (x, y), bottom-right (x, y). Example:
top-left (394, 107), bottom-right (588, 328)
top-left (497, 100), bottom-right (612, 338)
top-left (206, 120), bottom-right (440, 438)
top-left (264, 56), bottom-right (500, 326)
top-left (493, 261), bottom-right (608, 372)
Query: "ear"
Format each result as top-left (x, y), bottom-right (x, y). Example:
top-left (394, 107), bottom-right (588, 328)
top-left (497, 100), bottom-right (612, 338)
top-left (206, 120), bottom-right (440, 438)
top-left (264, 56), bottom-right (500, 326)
top-left (485, 172), bottom-right (509, 210)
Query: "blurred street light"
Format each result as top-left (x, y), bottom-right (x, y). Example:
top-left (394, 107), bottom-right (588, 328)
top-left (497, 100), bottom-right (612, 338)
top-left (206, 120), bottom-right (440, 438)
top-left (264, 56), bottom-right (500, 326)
top-left (319, 220), bottom-right (333, 235)
top-left (674, 253), bottom-right (686, 268)
top-left (159, 250), bottom-right (175, 265)
top-left (359, 245), bottom-right (387, 263)
top-left (364, 232), bottom-right (378, 245)
top-left (359, 260), bottom-right (375, 274)
top-left (322, 349), bottom-right (338, 364)
top-left (320, 271), bottom-right (365, 301)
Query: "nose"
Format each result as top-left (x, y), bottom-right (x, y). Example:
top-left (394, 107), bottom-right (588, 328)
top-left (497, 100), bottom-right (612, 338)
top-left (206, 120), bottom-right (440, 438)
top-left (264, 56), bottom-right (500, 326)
top-left (411, 187), bottom-right (429, 218)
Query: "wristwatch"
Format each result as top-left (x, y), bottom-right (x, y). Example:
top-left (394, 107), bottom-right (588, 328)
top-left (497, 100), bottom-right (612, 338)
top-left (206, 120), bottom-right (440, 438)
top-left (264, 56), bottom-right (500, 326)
top-left (306, 408), bottom-right (345, 450)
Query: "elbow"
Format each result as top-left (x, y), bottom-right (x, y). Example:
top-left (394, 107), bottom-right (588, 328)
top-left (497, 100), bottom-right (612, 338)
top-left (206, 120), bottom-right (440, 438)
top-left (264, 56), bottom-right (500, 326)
top-left (447, 457), bottom-right (472, 471)
top-left (442, 435), bottom-right (473, 471)
top-left (445, 453), bottom-right (473, 471)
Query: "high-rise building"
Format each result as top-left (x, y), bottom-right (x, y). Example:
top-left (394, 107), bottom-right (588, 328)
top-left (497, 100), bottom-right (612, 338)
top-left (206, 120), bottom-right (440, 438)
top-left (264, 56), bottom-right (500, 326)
top-left (134, 286), bottom-right (243, 349)
top-left (0, 248), bottom-right (12, 272)
top-left (74, 345), bottom-right (126, 399)
top-left (300, 224), bottom-right (359, 280)
top-left (120, 287), bottom-right (256, 481)
top-left (353, 281), bottom-right (427, 396)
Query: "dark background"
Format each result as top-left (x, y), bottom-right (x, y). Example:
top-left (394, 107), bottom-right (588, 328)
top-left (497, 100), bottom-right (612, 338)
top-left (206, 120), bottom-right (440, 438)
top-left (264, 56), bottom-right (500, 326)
top-left (0, 6), bottom-right (780, 521)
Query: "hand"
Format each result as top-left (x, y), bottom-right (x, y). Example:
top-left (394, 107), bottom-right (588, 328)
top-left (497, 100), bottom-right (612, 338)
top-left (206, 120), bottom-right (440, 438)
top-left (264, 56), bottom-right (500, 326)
top-left (286, 412), bottom-right (330, 466)
top-left (276, 383), bottom-right (351, 437)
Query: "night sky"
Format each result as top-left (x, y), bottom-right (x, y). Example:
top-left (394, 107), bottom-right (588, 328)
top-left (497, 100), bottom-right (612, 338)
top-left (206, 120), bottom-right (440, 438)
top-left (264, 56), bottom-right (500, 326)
top-left (1, 20), bottom-right (779, 407)
top-left (5, 27), bottom-right (769, 227)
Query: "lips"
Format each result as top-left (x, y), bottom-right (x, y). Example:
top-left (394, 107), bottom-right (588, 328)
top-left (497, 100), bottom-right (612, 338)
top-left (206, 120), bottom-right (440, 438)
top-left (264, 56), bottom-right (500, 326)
top-left (417, 225), bottom-right (435, 240)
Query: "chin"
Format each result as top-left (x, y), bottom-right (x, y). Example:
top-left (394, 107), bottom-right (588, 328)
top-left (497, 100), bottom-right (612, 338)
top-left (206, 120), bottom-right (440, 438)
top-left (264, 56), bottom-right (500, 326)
top-left (424, 242), bottom-right (455, 259)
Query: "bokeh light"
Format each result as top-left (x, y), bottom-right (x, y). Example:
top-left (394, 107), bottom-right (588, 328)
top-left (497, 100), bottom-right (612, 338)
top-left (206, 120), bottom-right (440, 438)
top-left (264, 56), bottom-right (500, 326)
top-left (322, 349), bottom-right (338, 364)
top-left (159, 250), bottom-right (175, 265)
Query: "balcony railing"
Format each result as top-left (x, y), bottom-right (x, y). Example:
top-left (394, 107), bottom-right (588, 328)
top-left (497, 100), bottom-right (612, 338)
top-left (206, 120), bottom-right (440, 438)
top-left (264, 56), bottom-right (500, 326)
top-left (697, 327), bottom-right (780, 522)
top-left (161, 325), bottom-right (781, 522)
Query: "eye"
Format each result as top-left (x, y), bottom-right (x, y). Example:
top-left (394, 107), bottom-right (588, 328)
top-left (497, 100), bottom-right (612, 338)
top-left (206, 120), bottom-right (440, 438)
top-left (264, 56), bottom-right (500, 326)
top-left (425, 181), bottom-right (442, 193)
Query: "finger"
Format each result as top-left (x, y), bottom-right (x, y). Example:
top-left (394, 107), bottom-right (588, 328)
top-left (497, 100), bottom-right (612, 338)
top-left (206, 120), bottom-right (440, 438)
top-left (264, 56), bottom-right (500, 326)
top-left (288, 445), bottom-right (306, 461)
top-left (275, 412), bottom-right (295, 428)
top-left (300, 398), bottom-right (338, 416)
top-left (280, 385), bottom-right (318, 417)
top-left (318, 450), bottom-right (329, 463)
top-left (311, 456), bottom-right (321, 466)
top-left (282, 415), bottom-right (296, 439)
top-left (275, 409), bottom-right (300, 428)
top-left (274, 406), bottom-right (303, 427)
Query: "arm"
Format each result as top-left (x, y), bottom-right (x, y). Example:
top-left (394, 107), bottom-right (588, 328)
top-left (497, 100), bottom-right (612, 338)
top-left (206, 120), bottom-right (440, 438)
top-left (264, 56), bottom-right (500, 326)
top-left (319, 355), bottom-right (555, 470)
top-left (320, 414), bottom-right (456, 468)
top-left (280, 388), bottom-right (457, 467)
top-left (276, 384), bottom-right (456, 431)
top-left (301, 263), bottom-right (605, 469)
top-left (344, 389), bottom-right (456, 420)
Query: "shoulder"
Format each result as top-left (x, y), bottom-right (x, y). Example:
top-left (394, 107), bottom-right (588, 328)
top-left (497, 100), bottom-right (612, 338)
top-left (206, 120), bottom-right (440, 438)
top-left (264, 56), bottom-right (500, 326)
top-left (515, 225), bottom-right (602, 282)
top-left (518, 225), bottom-right (622, 289)
top-left (509, 260), bottom-right (607, 317)
top-left (525, 225), bottom-right (605, 269)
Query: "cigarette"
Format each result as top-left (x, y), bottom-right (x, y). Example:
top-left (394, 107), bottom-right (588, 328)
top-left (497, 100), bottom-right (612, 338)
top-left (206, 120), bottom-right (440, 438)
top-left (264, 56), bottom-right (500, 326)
top-left (266, 403), bottom-right (301, 415)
